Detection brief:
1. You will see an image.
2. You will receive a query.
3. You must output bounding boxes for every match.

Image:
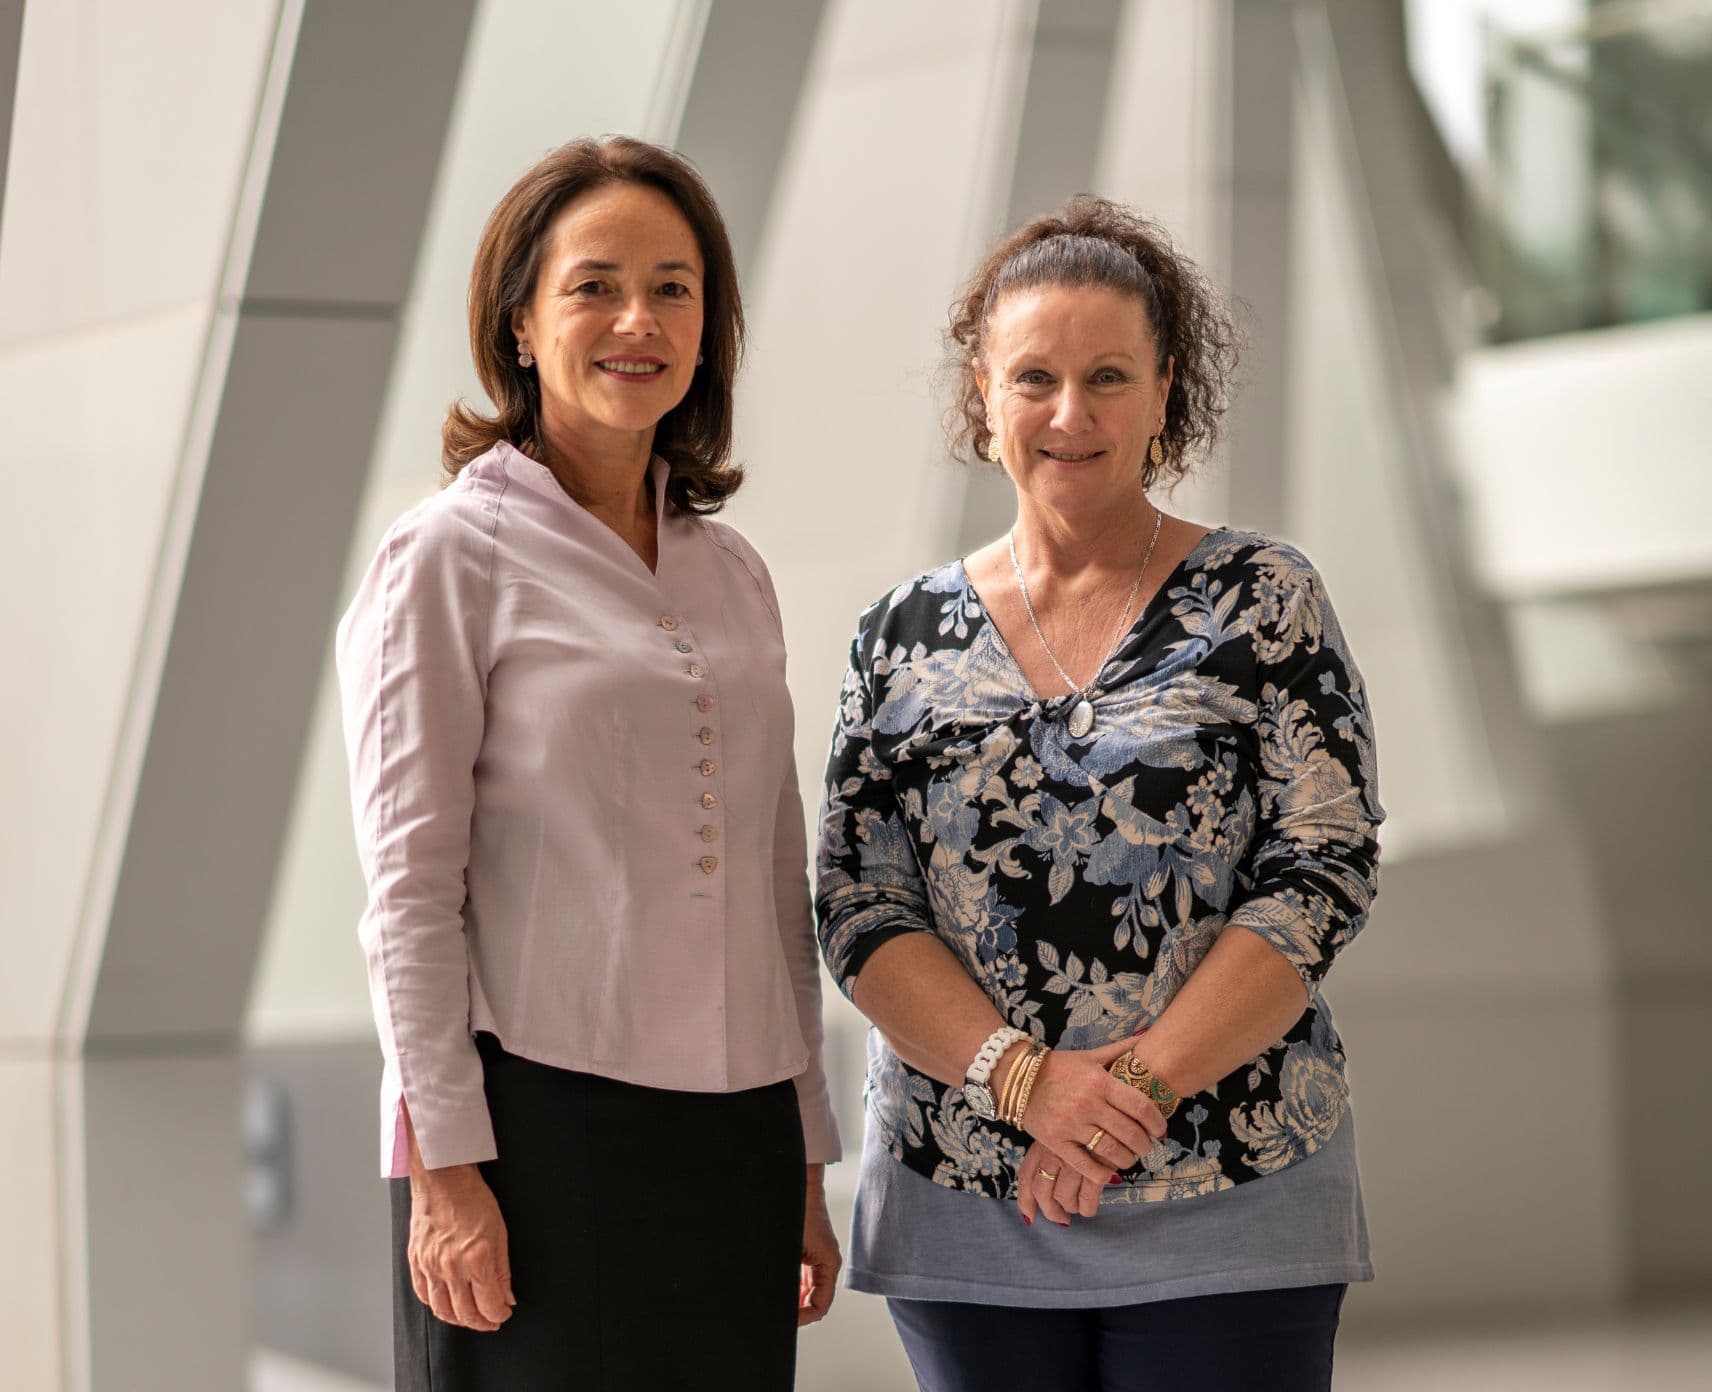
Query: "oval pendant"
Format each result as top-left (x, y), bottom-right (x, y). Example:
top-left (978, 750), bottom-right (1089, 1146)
top-left (1067, 698), bottom-right (1095, 738)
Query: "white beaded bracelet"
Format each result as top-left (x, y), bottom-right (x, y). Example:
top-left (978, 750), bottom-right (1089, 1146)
top-left (962, 1026), bottom-right (1027, 1122)
top-left (968, 1026), bottom-right (1028, 1087)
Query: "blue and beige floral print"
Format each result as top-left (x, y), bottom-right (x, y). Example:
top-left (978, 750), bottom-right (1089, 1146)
top-left (815, 530), bottom-right (1383, 1203)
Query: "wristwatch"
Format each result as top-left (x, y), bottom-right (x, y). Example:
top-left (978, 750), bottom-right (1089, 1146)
top-left (963, 1027), bottom-right (1027, 1121)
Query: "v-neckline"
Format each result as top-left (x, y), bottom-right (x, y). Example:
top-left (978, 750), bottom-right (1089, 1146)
top-left (958, 526), bottom-right (1227, 708)
top-left (508, 444), bottom-right (668, 583)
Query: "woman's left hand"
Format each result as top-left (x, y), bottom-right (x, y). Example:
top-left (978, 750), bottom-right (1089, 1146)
top-left (798, 1164), bottom-right (842, 1326)
top-left (1015, 1139), bottom-right (1108, 1226)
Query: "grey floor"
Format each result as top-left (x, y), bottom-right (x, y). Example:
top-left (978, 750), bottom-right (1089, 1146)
top-left (251, 1161), bottom-right (1712, 1391)
top-left (256, 1304), bottom-right (1712, 1391)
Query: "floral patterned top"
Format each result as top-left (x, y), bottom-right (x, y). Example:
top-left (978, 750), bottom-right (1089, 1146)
top-left (814, 528), bottom-right (1383, 1203)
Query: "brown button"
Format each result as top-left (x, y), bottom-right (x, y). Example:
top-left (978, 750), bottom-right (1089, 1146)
top-left (698, 726), bottom-right (715, 746)
top-left (701, 792), bottom-right (718, 809)
top-left (695, 693), bottom-right (715, 713)
top-left (688, 664), bottom-right (705, 678)
top-left (660, 615), bottom-right (680, 631)
top-left (699, 759), bottom-right (717, 776)
top-left (699, 855), bottom-right (718, 874)
top-left (699, 824), bottom-right (717, 843)
top-left (675, 640), bottom-right (693, 654)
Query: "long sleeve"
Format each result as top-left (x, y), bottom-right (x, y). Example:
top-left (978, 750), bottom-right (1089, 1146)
top-left (774, 765), bottom-right (842, 1163)
top-left (814, 630), bottom-right (934, 1000)
top-left (1225, 554), bottom-right (1384, 991)
top-left (719, 525), bottom-right (842, 1162)
top-left (336, 497), bottom-right (499, 1178)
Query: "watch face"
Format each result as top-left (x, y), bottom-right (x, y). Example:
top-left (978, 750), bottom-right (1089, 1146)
top-left (965, 1082), bottom-right (997, 1121)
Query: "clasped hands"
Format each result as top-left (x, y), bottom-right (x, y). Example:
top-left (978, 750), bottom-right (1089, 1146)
top-left (1008, 1035), bottom-right (1169, 1228)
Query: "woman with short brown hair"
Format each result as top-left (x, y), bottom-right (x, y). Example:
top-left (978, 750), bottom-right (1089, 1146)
top-left (817, 197), bottom-right (1383, 1390)
top-left (338, 136), bottom-right (841, 1390)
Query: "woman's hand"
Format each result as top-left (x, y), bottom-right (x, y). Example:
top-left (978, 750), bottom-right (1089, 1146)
top-left (798, 1164), bottom-right (842, 1326)
top-left (1014, 1139), bottom-right (1109, 1225)
top-left (1010, 1036), bottom-right (1167, 1192)
top-left (407, 1163), bottom-right (516, 1332)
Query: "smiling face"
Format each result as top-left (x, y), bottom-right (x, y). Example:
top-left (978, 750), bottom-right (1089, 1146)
top-left (978, 283), bottom-right (1173, 517)
top-left (511, 181), bottom-right (705, 451)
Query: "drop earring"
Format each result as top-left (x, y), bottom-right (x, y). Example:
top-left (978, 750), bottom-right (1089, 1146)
top-left (517, 342), bottom-right (535, 368)
top-left (986, 437), bottom-right (1002, 465)
top-left (1149, 424), bottom-right (1164, 467)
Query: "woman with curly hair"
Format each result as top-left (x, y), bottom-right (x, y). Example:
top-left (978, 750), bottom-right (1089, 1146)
top-left (815, 197), bottom-right (1383, 1391)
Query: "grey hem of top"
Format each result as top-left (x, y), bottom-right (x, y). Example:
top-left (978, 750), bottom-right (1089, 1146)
top-left (843, 1258), bottom-right (1375, 1309)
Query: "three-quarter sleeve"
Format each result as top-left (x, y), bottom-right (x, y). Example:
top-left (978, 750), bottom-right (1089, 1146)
top-left (1225, 554), bottom-right (1384, 992)
top-left (336, 500), bottom-right (498, 1178)
top-left (815, 631), bottom-right (934, 1000)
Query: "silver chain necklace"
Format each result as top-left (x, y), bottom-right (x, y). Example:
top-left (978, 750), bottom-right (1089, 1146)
top-left (1007, 507), bottom-right (1162, 738)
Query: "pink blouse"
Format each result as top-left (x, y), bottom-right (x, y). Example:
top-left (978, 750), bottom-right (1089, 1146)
top-left (336, 443), bottom-right (840, 1177)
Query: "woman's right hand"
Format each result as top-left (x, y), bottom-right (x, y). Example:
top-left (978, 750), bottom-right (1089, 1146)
top-left (1009, 1036), bottom-right (1167, 1194)
top-left (407, 1163), bottom-right (516, 1332)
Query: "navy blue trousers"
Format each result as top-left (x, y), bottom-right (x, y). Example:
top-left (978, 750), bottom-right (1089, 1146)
top-left (889, 1283), bottom-right (1347, 1392)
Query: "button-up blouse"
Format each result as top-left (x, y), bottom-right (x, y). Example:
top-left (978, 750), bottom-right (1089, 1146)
top-left (336, 443), bottom-right (839, 1177)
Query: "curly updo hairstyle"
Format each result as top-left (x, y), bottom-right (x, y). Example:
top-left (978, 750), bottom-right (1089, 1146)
top-left (947, 196), bottom-right (1242, 490)
top-left (443, 136), bottom-right (744, 514)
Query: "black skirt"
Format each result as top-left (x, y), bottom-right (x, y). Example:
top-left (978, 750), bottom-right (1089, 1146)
top-left (391, 1033), bottom-right (807, 1390)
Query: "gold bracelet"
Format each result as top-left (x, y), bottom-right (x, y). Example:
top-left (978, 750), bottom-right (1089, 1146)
top-left (999, 1042), bottom-right (1038, 1125)
top-left (994, 1043), bottom-right (1021, 1123)
top-left (1016, 1048), bottom-right (1048, 1125)
top-left (998, 1047), bottom-right (1022, 1126)
top-left (1107, 1050), bottom-right (1180, 1119)
top-left (1011, 1045), bottom-right (1050, 1127)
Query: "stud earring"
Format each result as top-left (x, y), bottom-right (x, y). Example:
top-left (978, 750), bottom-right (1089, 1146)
top-left (696, 351), bottom-right (704, 366)
top-left (986, 436), bottom-right (1002, 464)
top-left (517, 343), bottom-right (535, 368)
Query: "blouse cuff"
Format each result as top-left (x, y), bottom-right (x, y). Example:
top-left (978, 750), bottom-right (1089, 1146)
top-left (795, 1080), bottom-right (843, 1164)
top-left (1226, 889), bottom-right (1358, 993)
top-left (380, 1092), bottom-right (497, 1179)
top-left (842, 922), bottom-right (926, 989)
top-left (818, 889), bottom-right (932, 1001)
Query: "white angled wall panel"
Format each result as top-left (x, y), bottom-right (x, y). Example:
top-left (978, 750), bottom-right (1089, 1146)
top-left (0, 0), bottom-right (279, 346)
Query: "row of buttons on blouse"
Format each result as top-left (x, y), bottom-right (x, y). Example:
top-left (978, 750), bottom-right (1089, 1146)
top-left (662, 613), bottom-right (720, 875)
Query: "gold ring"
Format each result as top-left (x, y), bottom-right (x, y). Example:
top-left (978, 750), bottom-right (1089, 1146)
top-left (1036, 1168), bottom-right (1059, 1183)
top-left (1085, 1127), bottom-right (1106, 1154)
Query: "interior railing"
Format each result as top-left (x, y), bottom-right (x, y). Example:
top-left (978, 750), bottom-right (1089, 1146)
top-left (1474, 0), bottom-right (1712, 341)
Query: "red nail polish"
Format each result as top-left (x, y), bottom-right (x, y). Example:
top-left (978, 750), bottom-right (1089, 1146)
top-left (1023, 1214), bottom-right (1033, 1227)
top-left (1056, 1219), bottom-right (1071, 1228)
top-left (1108, 1175), bottom-right (1123, 1185)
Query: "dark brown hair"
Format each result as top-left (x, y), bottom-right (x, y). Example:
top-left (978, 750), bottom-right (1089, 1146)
top-left (443, 136), bottom-right (745, 513)
top-left (947, 196), bottom-right (1242, 489)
